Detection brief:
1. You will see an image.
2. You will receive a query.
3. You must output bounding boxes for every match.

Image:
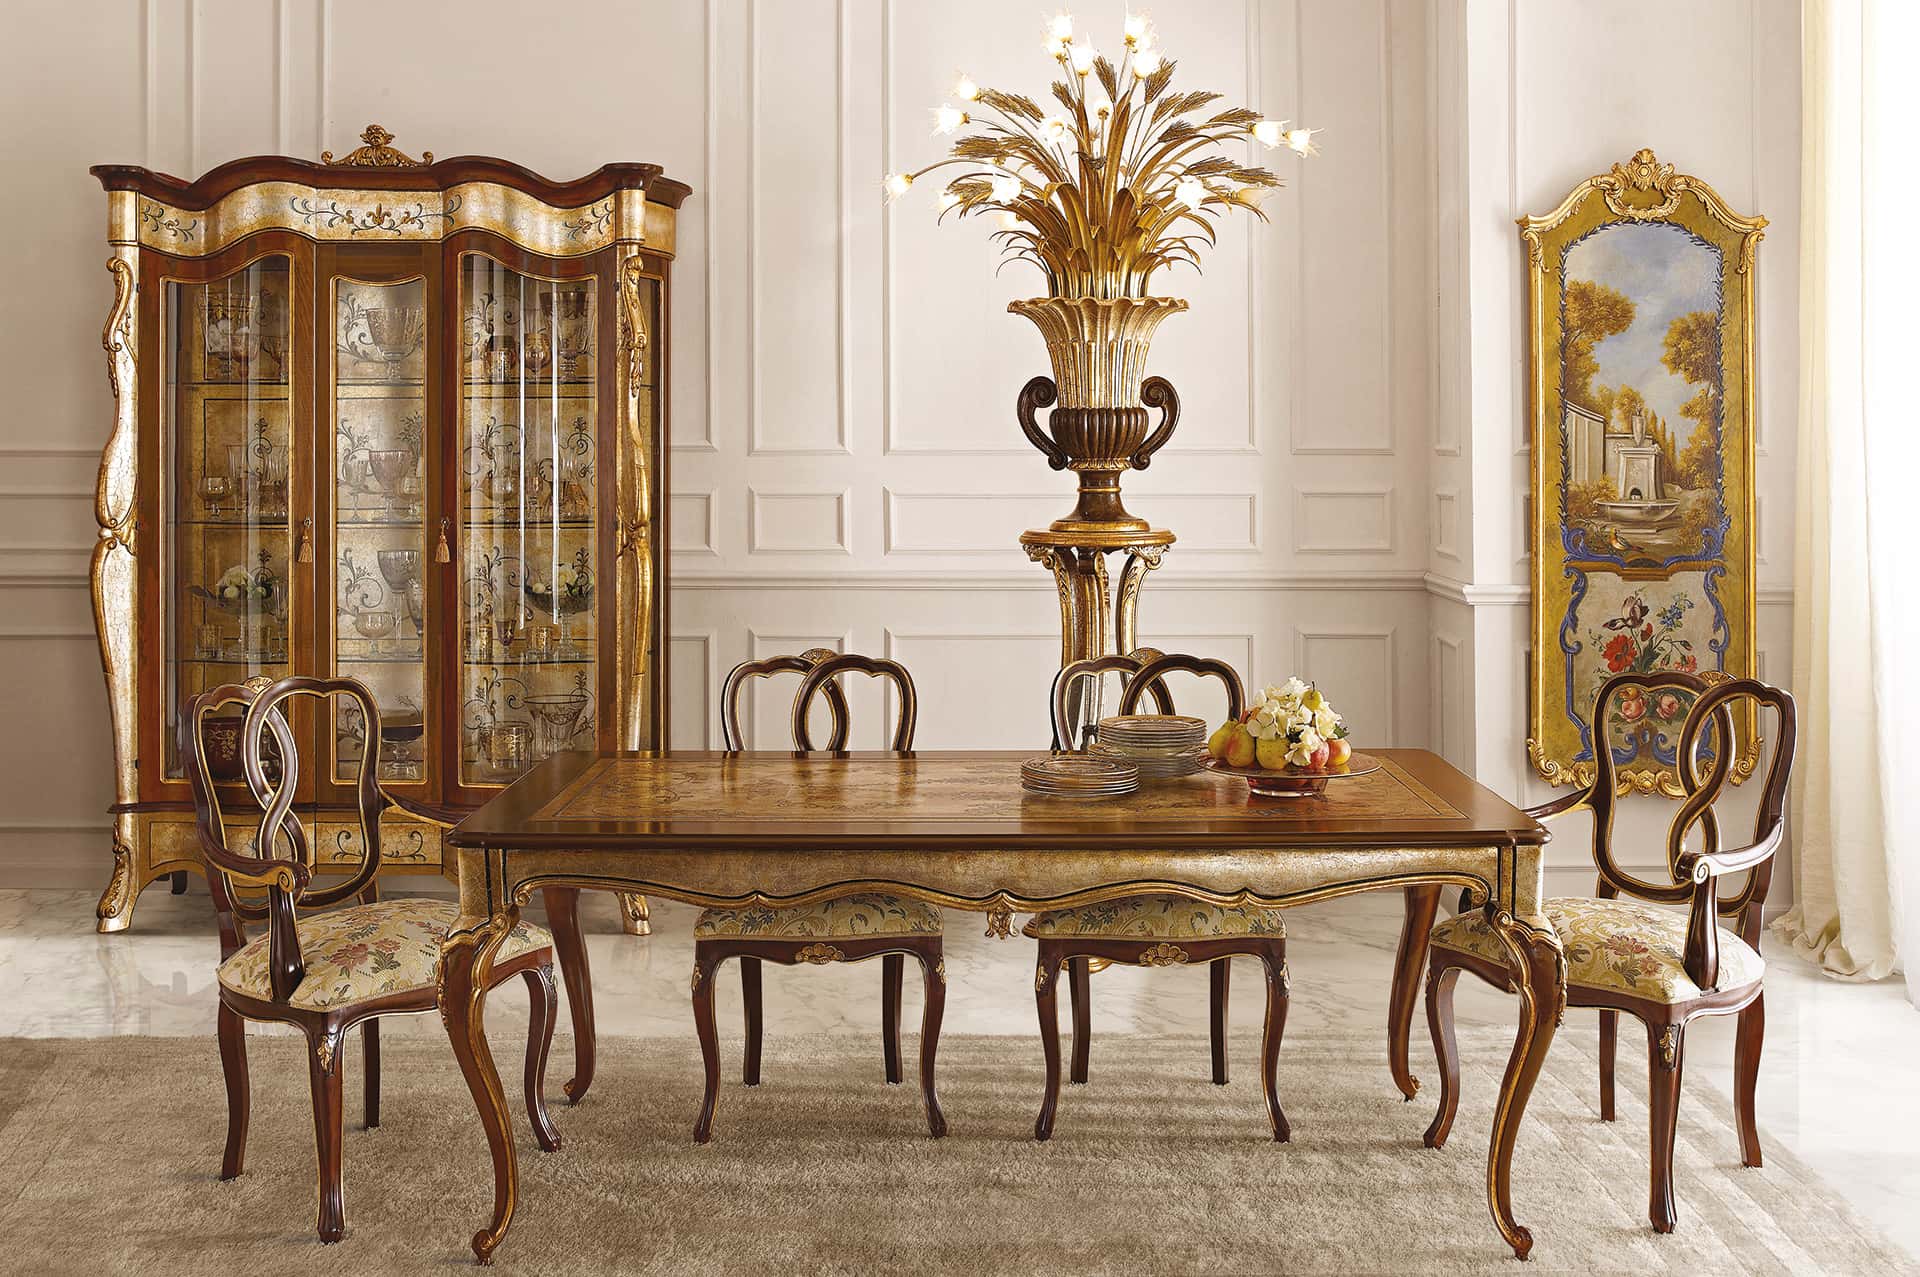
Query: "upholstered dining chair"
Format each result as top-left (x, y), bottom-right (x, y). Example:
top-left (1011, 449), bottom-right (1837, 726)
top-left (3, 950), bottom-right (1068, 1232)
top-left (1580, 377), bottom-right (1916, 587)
top-left (690, 651), bottom-right (946, 1142)
top-left (1026, 650), bottom-right (1293, 1142)
top-left (182, 675), bottom-right (562, 1243)
top-left (1421, 672), bottom-right (1796, 1234)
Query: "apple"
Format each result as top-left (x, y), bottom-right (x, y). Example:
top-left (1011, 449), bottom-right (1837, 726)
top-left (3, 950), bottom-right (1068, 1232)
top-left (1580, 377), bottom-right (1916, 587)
top-left (1207, 722), bottom-right (1237, 760)
top-left (1224, 725), bottom-right (1257, 768)
top-left (1255, 736), bottom-right (1291, 771)
top-left (1306, 741), bottom-right (1331, 771)
top-left (1326, 737), bottom-right (1353, 768)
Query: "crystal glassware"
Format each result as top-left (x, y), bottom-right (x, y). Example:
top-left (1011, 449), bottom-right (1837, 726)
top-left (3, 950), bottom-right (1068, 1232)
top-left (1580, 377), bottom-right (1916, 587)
top-left (197, 474), bottom-right (230, 519)
top-left (375, 549), bottom-right (422, 636)
top-left (364, 305), bottom-right (423, 382)
top-left (524, 692), bottom-right (589, 759)
top-left (367, 448), bottom-right (418, 519)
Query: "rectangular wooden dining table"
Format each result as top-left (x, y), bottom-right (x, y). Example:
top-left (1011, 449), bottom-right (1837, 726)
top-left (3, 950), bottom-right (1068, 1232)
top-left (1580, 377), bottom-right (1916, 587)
top-left (437, 747), bottom-right (1560, 1265)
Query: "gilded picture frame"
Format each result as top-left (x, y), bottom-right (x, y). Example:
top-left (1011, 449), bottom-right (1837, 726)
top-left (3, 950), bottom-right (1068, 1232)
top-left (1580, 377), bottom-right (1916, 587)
top-left (1522, 149), bottom-right (1765, 797)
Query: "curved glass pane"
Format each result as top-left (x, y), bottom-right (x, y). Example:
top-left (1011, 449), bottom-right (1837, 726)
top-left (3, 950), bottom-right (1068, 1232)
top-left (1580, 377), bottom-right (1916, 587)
top-left (331, 276), bottom-right (429, 783)
top-left (457, 254), bottom-right (599, 784)
top-left (161, 255), bottom-right (294, 781)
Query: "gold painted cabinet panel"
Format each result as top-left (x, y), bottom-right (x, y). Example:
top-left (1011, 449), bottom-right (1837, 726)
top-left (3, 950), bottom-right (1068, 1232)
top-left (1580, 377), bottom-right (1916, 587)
top-left (1521, 150), bottom-right (1763, 796)
top-left (90, 128), bottom-right (685, 930)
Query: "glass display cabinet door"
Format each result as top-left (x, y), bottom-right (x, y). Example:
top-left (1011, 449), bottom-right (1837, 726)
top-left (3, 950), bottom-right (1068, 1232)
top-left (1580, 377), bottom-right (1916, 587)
top-left (457, 252), bottom-right (603, 785)
top-left (160, 253), bottom-right (297, 785)
top-left (330, 271), bottom-right (432, 787)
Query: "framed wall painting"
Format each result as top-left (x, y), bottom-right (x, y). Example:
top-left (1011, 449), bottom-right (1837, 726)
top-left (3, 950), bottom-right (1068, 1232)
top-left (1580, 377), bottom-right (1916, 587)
top-left (1521, 149), bottom-right (1766, 797)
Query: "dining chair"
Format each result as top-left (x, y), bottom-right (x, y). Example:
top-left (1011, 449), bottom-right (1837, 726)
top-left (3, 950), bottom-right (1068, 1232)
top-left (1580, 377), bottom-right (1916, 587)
top-left (1027, 650), bottom-right (1293, 1141)
top-left (690, 650), bottom-right (946, 1142)
top-left (183, 675), bottom-right (562, 1244)
top-left (1421, 671), bottom-right (1796, 1234)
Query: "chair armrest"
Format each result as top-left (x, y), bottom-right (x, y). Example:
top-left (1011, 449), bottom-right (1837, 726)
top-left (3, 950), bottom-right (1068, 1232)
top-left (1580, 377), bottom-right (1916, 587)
top-left (1523, 788), bottom-right (1589, 822)
top-left (1677, 824), bottom-right (1784, 883)
top-left (379, 788), bottom-right (464, 830)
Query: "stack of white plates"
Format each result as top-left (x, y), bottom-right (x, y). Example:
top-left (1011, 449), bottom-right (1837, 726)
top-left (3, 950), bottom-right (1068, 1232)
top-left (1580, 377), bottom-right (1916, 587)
top-left (1091, 714), bottom-right (1209, 780)
top-left (1021, 754), bottom-right (1140, 798)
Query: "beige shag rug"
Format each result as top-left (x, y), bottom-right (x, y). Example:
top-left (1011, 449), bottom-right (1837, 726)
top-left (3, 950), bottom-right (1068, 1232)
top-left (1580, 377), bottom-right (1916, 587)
top-left (0, 1030), bottom-right (1909, 1276)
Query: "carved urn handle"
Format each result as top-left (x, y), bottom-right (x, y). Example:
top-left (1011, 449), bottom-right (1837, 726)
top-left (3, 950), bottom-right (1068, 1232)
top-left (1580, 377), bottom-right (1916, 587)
top-left (1130, 376), bottom-right (1180, 469)
top-left (1016, 375), bottom-right (1068, 470)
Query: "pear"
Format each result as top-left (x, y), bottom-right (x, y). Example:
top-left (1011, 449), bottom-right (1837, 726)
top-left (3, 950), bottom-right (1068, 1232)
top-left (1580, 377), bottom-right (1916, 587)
top-left (1302, 687), bottom-right (1325, 711)
top-left (1207, 721), bottom-right (1237, 760)
top-left (1255, 735), bottom-right (1291, 771)
top-left (1223, 725), bottom-right (1257, 769)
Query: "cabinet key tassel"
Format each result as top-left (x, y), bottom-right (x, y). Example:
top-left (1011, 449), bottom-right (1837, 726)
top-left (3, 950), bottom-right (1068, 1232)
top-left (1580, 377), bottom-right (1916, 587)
top-left (295, 517), bottom-right (314, 563)
top-left (435, 517), bottom-right (451, 564)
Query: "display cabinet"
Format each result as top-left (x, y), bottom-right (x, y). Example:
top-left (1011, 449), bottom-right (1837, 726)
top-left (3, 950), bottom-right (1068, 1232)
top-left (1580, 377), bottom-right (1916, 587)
top-left (90, 126), bottom-right (686, 931)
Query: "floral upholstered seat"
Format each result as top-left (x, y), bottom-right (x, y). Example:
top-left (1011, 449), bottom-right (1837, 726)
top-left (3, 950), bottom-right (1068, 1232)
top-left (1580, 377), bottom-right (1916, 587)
top-left (1429, 896), bottom-right (1764, 1003)
top-left (693, 892), bottom-right (943, 940)
top-left (217, 898), bottom-right (549, 1011)
top-left (1023, 894), bottom-right (1287, 940)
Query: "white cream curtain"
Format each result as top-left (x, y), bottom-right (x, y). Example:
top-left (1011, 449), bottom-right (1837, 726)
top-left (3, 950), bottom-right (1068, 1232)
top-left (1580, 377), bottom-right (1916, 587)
top-left (1774, 0), bottom-right (1919, 1006)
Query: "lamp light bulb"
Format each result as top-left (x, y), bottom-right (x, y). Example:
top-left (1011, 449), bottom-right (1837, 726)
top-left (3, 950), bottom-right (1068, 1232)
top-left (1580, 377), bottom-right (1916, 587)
top-left (1070, 42), bottom-right (1098, 75)
top-left (1284, 126), bottom-right (1320, 156)
top-left (990, 172), bottom-right (1022, 204)
top-left (1040, 115), bottom-right (1070, 143)
top-left (1172, 176), bottom-right (1207, 209)
top-left (955, 74), bottom-right (981, 102)
top-left (1132, 46), bottom-right (1162, 74)
top-left (933, 104), bottom-right (969, 135)
top-left (1124, 12), bottom-right (1151, 45)
top-left (884, 172), bottom-right (914, 201)
top-left (1252, 119), bottom-right (1285, 148)
top-left (1048, 13), bottom-right (1074, 40)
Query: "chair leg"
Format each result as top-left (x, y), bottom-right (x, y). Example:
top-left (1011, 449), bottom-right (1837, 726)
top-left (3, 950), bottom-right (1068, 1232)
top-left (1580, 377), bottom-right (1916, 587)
top-left (1599, 1008), bottom-right (1618, 1122)
top-left (361, 1019), bottom-right (380, 1130)
top-left (1211, 958), bottom-right (1232, 1085)
top-left (918, 946), bottom-right (948, 1137)
top-left (741, 956), bottom-right (763, 1086)
top-left (216, 1003), bottom-right (249, 1180)
top-left (1260, 948), bottom-right (1290, 1142)
top-left (522, 965), bottom-right (561, 1153)
top-left (882, 953), bottom-right (905, 1085)
top-left (1735, 993), bottom-right (1764, 1168)
top-left (693, 952), bottom-right (723, 1144)
top-left (1068, 956), bottom-right (1091, 1084)
top-left (306, 1027), bottom-right (347, 1243)
top-left (1647, 1018), bottom-right (1687, 1233)
top-left (1035, 947), bottom-right (1064, 1141)
top-left (1422, 963), bottom-right (1463, 1149)
top-left (542, 886), bottom-right (597, 1105)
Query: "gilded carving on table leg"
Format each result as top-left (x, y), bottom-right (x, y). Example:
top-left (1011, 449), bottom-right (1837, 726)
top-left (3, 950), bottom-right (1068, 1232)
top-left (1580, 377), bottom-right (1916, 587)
top-left (438, 913), bottom-right (521, 1265)
top-left (1484, 910), bottom-right (1566, 1261)
top-left (616, 891), bottom-right (651, 936)
top-left (985, 901), bottom-right (1015, 940)
top-left (96, 833), bottom-right (136, 928)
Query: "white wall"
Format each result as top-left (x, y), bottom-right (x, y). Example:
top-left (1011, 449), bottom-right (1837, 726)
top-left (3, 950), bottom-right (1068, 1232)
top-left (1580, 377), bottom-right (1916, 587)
top-left (0, 0), bottom-right (1798, 897)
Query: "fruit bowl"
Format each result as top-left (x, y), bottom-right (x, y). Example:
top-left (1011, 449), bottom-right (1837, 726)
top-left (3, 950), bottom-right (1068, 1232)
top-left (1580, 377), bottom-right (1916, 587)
top-left (1201, 752), bottom-right (1382, 798)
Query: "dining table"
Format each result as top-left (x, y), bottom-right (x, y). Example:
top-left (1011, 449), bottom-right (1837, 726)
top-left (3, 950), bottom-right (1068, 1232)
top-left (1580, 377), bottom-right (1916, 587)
top-left (436, 746), bottom-right (1560, 1264)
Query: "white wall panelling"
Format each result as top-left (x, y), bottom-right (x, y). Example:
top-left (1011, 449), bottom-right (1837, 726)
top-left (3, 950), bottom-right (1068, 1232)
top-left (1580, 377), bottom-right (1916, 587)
top-left (0, 1), bottom-right (1796, 885)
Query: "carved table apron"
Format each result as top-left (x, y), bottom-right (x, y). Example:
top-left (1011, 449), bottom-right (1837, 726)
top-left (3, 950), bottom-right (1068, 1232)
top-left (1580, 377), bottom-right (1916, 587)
top-left (438, 749), bottom-right (1559, 1264)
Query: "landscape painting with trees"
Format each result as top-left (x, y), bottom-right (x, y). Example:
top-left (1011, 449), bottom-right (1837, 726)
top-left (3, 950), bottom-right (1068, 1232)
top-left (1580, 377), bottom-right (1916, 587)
top-left (1521, 149), bottom-right (1764, 796)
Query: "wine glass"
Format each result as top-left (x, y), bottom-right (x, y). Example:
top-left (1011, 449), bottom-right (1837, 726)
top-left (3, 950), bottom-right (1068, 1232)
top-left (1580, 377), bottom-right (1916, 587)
top-left (365, 306), bottom-right (423, 383)
top-left (198, 474), bottom-right (230, 519)
top-left (524, 693), bottom-right (589, 760)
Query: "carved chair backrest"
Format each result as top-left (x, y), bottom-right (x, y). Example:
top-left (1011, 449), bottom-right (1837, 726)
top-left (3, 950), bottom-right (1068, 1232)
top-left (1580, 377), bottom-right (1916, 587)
top-left (1116, 652), bottom-right (1247, 727)
top-left (719, 649), bottom-right (851, 751)
top-left (1564, 671), bottom-right (1796, 989)
top-left (181, 675), bottom-right (392, 1001)
top-left (791, 654), bottom-right (918, 751)
top-left (1048, 648), bottom-right (1176, 751)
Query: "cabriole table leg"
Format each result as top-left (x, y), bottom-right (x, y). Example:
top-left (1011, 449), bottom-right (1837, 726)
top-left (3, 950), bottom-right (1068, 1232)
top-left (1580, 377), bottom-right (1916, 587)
top-left (1485, 911), bottom-right (1565, 1261)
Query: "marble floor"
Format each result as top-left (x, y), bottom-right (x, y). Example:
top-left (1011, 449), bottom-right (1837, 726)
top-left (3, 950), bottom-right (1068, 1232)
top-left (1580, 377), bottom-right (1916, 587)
top-left (2, 885), bottom-right (1916, 1264)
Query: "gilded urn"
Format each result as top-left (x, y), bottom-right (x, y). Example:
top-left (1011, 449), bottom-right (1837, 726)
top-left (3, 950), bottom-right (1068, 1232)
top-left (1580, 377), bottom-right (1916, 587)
top-left (1010, 295), bottom-right (1186, 533)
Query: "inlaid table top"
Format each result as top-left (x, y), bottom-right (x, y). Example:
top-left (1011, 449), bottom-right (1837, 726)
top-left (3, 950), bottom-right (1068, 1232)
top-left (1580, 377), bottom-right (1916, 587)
top-left (449, 748), bottom-right (1544, 851)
